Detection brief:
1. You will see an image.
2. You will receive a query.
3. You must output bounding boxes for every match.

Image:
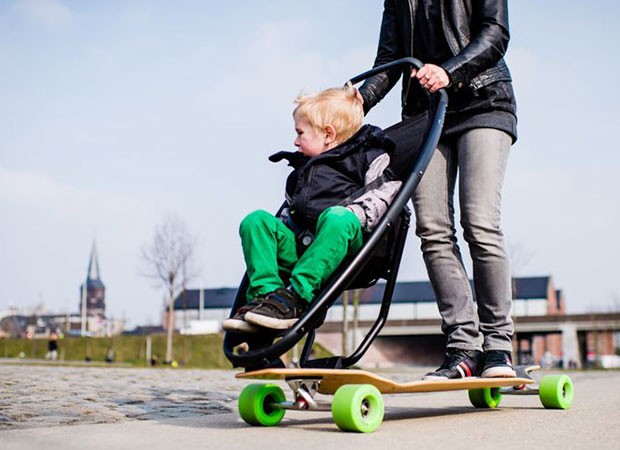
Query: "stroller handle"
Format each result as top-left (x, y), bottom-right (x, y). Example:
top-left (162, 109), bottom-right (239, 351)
top-left (347, 57), bottom-right (424, 85)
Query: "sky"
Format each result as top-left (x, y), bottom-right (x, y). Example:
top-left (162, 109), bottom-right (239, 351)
top-left (1, 0), bottom-right (619, 328)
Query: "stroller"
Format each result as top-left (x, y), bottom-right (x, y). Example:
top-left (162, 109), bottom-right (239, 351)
top-left (223, 58), bottom-right (448, 371)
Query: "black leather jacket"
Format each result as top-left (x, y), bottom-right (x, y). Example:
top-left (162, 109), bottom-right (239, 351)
top-left (360, 0), bottom-right (515, 118)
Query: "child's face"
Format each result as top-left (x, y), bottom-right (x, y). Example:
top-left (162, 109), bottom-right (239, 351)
top-left (293, 112), bottom-right (328, 157)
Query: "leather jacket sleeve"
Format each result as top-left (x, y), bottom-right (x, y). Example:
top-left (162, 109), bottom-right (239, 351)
top-left (359, 0), bottom-right (403, 113)
top-left (440, 0), bottom-right (511, 89)
top-left (359, 0), bottom-right (511, 111)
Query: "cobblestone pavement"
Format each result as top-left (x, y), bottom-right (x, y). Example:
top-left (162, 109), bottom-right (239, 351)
top-left (3, 359), bottom-right (620, 450)
top-left (0, 360), bottom-right (431, 431)
top-left (0, 360), bottom-right (250, 430)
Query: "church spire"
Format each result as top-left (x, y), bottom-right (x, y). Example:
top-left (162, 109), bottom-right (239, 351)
top-left (87, 239), bottom-right (101, 281)
top-left (79, 238), bottom-right (106, 319)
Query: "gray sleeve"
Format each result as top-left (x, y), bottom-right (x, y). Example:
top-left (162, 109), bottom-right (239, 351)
top-left (364, 153), bottom-right (390, 184)
top-left (347, 154), bottom-right (402, 232)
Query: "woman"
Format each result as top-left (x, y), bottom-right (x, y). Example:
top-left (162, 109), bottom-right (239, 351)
top-left (359, 0), bottom-right (517, 379)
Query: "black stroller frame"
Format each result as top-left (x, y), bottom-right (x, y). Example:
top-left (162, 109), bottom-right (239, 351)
top-left (223, 58), bottom-right (448, 371)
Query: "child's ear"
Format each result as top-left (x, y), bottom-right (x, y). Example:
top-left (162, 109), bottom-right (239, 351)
top-left (324, 124), bottom-right (337, 145)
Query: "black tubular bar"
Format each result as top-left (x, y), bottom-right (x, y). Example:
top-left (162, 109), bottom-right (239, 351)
top-left (299, 329), bottom-right (316, 366)
top-left (223, 57), bottom-right (448, 369)
top-left (348, 57), bottom-right (424, 85)
top-left (340, 210), bottom-right (411, 367)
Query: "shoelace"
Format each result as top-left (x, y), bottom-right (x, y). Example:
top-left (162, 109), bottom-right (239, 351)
top-left (440, 350), bottom-right (468, 369)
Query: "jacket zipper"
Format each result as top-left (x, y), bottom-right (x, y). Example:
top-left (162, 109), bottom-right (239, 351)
top-left (297, 165), bottom-right (316, 220)
top-left (403, 0), bottom-right (416, 109)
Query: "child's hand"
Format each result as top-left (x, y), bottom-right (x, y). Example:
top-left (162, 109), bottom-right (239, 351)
top-left (411, 64), bottom-right (450, 93)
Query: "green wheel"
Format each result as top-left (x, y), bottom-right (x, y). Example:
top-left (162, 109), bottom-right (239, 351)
top-left (238, 383), bottom-right (286, 426)
top-left (331, 384), bottom-right (384, 433)
top-left (539, 374), bottom-right (573, 409)
top-left (468, 387), bottom-right (503, 408)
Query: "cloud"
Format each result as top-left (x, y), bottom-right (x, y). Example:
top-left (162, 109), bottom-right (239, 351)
top-left (0, 166), bottom-right (160, 322)
top-left (15, 0), bottom-right (75, 28)
top-left (0, 166), bottom-right (151, 226)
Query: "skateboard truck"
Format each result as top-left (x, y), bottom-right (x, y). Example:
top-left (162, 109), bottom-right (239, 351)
top-left (278, 378), bottom-right (331, 412)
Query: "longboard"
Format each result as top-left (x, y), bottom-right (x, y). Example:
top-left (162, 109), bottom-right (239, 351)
top-left (237, 367), bottom-right (534, 395)
top-left (234, 365), bottom-right (574, 432)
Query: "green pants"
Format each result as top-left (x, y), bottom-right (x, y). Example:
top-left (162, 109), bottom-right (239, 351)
top-left (239, 206), bottom-right (363, 303)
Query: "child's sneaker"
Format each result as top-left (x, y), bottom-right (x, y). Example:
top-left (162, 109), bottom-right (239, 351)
top-left (481, 350), bottom-right (516, 378)
top-left (422, 349), bottom-right (484, 380)
top-left (222, 299), bottom-right (263, 333)
top-left (244, 288), bottom-right (308, 330)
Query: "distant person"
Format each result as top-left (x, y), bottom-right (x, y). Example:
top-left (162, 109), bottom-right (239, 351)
top-left (105, 347), bottom-right (115, 363)
top-left (359, 0), bottom-right (518, 379)
top-left (223, 84), bottom-right (401, 332)
top-left (45, 332), bottom-right (58, 361)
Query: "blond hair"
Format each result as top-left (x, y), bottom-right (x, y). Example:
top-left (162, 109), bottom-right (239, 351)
top-left (293, 83), bottom-right (364, 145)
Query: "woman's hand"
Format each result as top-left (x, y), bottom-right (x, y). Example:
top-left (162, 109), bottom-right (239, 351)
top-left (411, 64), bottom-right (450, 93)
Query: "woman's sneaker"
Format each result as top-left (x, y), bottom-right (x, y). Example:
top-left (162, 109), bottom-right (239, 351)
top-left (244, 288), bottom-right (308, 330)
top-left (422, 349), bottom-right (484, 380)
top-left (481, 350), bottom-right (516, 378)
top-left (222, 299), bottom-right (264, 333)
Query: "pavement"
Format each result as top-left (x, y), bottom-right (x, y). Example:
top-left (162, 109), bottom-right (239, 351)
top-left (1, 359), bottom-right (619, 450)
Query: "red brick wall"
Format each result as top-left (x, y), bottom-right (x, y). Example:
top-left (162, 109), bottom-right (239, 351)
top-left (546, 333), bottom-right (563, 356)
top-left (587, 331), bottom-right (615, 355)
top-left (542, 277), bottom-right (566, 316)
top-left (532, 336), bottom-right (545, 361)
top-left (527, 334), bottom-right (563, 365)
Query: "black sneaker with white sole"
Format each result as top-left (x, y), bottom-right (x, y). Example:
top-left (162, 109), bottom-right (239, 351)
top-left (481, 350), bottom-right (517, 378)
top-left (244, 288), bottom-right (308, 330)
top-left (222, 298), bottom-right (264, 333)
top-left (422, 349), bottom-right (484, 380)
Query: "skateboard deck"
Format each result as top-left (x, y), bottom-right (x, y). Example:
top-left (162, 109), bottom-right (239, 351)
top-left (236, 367), bottom-right (534, 395)
top-left (235, 365), bottom-right (573, 432)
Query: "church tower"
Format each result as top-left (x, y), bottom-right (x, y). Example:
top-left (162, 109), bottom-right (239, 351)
top-left (79, 240), bottom-right (106, 318)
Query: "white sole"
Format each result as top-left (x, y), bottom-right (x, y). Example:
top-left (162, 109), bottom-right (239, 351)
top-left (222, 318), bottom-right (260, 333)
top-left (421, 375), bottom-right (449, 381)
top-left (244, 311), bottom-right (298, 330)
top-left (481, 367), bottom-right (517, 378)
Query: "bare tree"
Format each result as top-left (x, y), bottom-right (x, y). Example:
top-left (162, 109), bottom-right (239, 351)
top-left (507, 240), bottom-right (536, 278)
top-left (611, 293), bottom-right (620, 313)
top-left (141, 215), bottom-right (198, 364)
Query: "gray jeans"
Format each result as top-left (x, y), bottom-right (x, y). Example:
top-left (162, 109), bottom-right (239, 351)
top-left (412, 128), bottom-right (514, 352)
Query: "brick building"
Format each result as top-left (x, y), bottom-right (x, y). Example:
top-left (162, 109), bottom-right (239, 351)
top-left (169, 276), bottom-right (620, 368)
